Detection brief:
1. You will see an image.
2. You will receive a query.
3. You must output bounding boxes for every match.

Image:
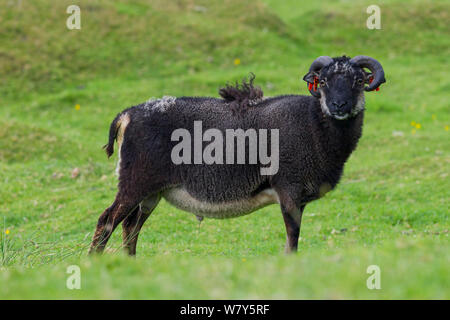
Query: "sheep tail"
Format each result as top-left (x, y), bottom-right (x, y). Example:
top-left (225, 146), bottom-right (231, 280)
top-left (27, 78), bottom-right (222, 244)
top-left (103, 113), bottom-right (122, 158)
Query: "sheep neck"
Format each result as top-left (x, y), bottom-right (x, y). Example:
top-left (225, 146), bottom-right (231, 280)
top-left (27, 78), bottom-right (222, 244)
top-left (310, 99), bottom-right (364, 174)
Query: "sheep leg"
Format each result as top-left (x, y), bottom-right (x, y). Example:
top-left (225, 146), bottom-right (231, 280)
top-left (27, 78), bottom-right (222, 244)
top-left (122, 194), bottom-right (160, 256)
top-left (280, 201), bottom-right (305, 254)
top-left (89, 197), bottom-right (140, 254)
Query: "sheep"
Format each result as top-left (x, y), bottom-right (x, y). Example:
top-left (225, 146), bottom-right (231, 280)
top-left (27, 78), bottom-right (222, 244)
top-left (89, 55), bottom-right (385, 255)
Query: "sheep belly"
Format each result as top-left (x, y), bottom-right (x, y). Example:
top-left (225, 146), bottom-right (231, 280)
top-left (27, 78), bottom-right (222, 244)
top-left (162, 187), bottom-right (279, 219)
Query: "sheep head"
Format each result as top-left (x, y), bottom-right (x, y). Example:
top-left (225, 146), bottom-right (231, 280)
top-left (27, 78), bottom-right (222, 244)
top-left (303, 55), bottom-right (386, 120)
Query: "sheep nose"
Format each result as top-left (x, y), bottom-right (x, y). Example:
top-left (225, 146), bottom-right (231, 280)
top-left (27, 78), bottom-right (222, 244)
top-left (332, 101), bottom-right (347, 109)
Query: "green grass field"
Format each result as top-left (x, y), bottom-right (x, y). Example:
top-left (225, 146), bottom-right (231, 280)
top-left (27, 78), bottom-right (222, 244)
top-left (0, 0), bottom-right (448, 299)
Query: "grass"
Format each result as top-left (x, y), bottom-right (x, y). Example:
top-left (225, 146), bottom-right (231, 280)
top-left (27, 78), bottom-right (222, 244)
top-left (0, 0), bottom-right (448, 299)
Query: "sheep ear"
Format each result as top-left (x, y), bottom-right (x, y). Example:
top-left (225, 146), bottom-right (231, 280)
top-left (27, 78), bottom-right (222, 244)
top-left (364, 71), bottom-right (373, 84)
top-left (303, 71), bottom-right (321, 98)
top-left (303, 71), bottom-right (317, 84)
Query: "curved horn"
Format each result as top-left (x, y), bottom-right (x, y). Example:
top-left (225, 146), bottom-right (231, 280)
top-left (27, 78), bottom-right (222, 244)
top-left (350, 55), bottom-right (386, 91)
top-left (304, 56), bottom-right (333, 97)
top-left (309, 56), bottom-right (334, 73)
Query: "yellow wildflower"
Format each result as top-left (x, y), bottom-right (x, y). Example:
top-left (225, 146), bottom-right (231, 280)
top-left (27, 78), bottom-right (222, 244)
top-left (75, 104), bottom-right (81, 110)
top-left (411, 129), bottom-right (416, 135)
top-left (415, 123), bottom-right (421, 129)
top-left (234, 58), bottom-right (241, 66)
top-left (432, 114), bottom-right (436, 120)
top-left (5, 229), bottom-right (10, 235)
top-left (445, 125), bottom-right (449, 131)
top-left (410, 121), bottom-right (416, 126)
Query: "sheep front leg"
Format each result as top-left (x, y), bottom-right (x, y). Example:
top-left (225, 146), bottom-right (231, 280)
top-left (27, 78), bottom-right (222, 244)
top-left (280, 197), bottom-right (305, 254)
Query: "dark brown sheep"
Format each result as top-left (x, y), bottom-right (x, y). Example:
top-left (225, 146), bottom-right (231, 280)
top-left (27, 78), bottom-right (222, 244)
top-left (89, 55), bottom-right (385, 255)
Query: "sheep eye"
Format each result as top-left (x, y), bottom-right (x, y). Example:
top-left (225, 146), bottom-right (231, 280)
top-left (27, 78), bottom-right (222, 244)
top-left (320, 80), bottom-right (326, 87)
top-left (356, 78), bottom-right (364, 85)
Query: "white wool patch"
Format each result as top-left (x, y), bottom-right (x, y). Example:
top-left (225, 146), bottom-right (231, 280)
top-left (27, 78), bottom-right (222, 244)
top-left (248, 98), bottom-right (262, 106)
top-left (144, 97), bottom-right (156, 107)
top-left (319, 89), bottom-right (365, 120)
top-left (351, 92), bottom-right (366, 117)
top-left (332, 61), bottom-right (352, 73)
top-left (115, 113), bottom-right (130, 177)
top-left (162, 187), bottom-right (279, 219)
top-left (319, 91), bottom-right (332, 116)
top-left (144, 96), bottom-right (176, 112)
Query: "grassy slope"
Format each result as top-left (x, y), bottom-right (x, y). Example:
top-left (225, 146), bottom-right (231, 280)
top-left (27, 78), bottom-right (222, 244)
top-left (0, 0), bottom-right (448, 299)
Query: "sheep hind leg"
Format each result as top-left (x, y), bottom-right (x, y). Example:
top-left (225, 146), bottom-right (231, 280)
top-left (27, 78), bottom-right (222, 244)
top-left (122, 193), bottom-right (160, 256)
top-left (88, 196), bottom-right (141, 255)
